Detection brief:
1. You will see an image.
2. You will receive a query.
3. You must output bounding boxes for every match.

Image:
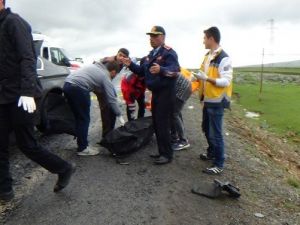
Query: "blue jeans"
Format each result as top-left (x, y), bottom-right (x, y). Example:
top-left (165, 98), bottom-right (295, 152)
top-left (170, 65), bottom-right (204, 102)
top-left (63, 82), bottom-right (91, 151)
top-left (202, 106), bottom-right (225, 168)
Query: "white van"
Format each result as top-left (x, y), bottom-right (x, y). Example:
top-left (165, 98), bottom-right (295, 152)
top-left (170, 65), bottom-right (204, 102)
top-left (32, 32), bottom-right (83, 71)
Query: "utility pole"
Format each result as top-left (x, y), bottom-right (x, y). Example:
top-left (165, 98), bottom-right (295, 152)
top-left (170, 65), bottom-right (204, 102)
top-left (259, 19), bottom-right (275, 100)
top-left (269, 19), bottom-right (274, 51)
top-left (268, 19), bottom-right (275, 66)
top-left (259, 48), bottom-right (264, 100)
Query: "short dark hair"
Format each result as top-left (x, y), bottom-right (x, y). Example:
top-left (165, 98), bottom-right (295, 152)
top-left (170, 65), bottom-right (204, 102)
top-left (204, 26), bottom-right (221, 44)
top-left (118, 48), bottom-right (129, 57)
top-left (105, 61), bottom-right (120, 73)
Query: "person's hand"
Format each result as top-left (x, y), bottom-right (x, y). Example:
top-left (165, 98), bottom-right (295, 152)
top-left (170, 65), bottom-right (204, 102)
top-left (192, 71), bottom-right (208, 81)
top-left (149, 63), bottom-right (160, 74)
top-left (190, 74), bottom-right (198, 82)
top-left (122, 57), bottom-right (131, 67)
top-left (17, 96), bottom-right (36, 113)
top-left (117, 115), bottom-right (125, 126)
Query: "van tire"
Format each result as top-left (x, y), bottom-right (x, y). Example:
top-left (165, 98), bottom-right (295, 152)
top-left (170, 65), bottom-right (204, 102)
top-left (36, 89), bottom-right (75, 135)
top-left (36, 90), bottom-right (60, 133)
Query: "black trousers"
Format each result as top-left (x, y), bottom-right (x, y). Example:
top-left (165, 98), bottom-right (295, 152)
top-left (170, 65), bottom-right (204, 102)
top-left (152, 88), bottom-right (174, 159)
top-left (96, 93), bottom-right (116, 138)
top-left (0, 102), bottom-right (71, 193)
top-left (126, 93), bottom-right (145, 121)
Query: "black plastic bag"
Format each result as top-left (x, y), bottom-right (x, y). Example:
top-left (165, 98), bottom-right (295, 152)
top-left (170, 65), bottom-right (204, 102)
top-left (100, 116), bottom-right (154, 156)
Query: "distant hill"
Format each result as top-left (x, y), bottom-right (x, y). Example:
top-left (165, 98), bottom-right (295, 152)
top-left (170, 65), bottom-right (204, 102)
top-left (245, 60), bottom-right (300, 68)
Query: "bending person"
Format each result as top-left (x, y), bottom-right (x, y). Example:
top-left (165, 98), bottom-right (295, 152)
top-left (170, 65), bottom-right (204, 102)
top-left (63, 61), bottom-right (124, 156)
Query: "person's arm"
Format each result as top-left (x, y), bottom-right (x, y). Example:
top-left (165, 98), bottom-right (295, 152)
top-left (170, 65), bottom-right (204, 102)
top-left (192, 57), bottom-right (232, 87)
top-left (7, 16), bottom-right (37, 97)
top-left (215, 57), bottom-right (233, 87)
top-left (101, 76), bottom-right (122, 116)
top-left (123, 57), bottom-right (144, 77)
top-left (158, 51), bottom-right (180, 77)
top-left (129, 62), bottom-right (145, 77)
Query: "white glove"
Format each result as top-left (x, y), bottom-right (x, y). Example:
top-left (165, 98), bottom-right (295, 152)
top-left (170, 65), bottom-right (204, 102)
top-left (190, 74), bottom-right (198, 82)
top-left (192, 71), bottom-right (208, 81)
top-left (17, 96), bottom-right (36, 113)
top-left (117, 115), bottom-right (125, 126)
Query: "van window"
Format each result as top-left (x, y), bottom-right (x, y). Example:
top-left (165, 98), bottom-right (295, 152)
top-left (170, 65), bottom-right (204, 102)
top-left (43, 47), bottom-right (49, 60)
top-left (50, 48), bottom-right (70, 66)
top-left (33, 40), bottom-right (43, 56)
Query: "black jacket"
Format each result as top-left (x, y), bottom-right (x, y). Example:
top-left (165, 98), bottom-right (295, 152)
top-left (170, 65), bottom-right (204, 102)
top-left (0, 8), bottom-right (42, 104)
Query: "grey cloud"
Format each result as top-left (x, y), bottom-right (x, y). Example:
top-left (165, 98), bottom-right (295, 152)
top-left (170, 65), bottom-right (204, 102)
top-left (10, 0), bottom-right (142, 33)
top-left (8, 0), bottom-right (144, 58)
top-left (7, 0), bottom-right (300, 66)
top-left (224, 1), bottom-right (300, 27)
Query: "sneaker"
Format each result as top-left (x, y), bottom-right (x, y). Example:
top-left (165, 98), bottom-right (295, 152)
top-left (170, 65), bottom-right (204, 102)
top-left (173, 142), bottom-right (190, 151)
top-left (202, 166), bottom-right (223, 175)
top-left (199, 153), bottom-right (214, 161)
top-left (77, 146), bottom-right (100, 156)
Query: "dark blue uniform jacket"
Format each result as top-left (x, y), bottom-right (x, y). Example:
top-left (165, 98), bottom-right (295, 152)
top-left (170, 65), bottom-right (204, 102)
top-left (129, 45), bottom-right (180, 92)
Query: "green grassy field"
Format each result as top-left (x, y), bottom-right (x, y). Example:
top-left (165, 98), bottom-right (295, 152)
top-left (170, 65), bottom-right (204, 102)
top-left (235, 67), bottom-right (300, 75)
top-left (233, 82), bottom-right (300, 138)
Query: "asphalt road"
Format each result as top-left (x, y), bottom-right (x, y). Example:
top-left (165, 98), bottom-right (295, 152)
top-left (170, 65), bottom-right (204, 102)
top-left (1, 97), bottom-right (298, 225)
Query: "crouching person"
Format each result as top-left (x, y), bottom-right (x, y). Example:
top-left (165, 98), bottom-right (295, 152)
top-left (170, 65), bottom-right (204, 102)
top-left (121, 59), bottom-right (146, 121)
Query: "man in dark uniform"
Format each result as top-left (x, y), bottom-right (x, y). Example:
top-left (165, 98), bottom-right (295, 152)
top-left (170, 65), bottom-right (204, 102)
top-left (0, 0), bottom-right (75, 201)
top-left (123, 26), bottom-right (180, 164)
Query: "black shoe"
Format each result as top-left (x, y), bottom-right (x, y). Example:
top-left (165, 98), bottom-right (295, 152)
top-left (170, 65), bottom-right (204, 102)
top-left (153, 156), bottom-right (172, 165)
top-left (199, 153), bottom-right (214, 161)
top-left (0, 190), bottom-right (14, 202)
top-left (54, 163), bottom-right (76, 192)
top-left (149, 154), bottom-right (161, 159)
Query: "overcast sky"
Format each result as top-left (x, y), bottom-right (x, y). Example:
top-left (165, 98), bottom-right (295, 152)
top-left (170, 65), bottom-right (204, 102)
top-left (7, 0), bottom-right (300, 67)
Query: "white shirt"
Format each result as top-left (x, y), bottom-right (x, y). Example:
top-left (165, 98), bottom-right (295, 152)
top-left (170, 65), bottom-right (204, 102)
top-left (152, 46), bottom-right (161, 56)
top-left (204, 47), bottom-right (233, 87)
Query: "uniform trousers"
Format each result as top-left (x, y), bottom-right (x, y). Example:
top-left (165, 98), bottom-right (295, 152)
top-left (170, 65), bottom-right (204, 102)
top-left (151, 87), bottom-right (174, 159)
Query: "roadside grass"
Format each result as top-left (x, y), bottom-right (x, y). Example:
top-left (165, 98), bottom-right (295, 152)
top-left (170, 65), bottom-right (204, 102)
top-left (287, 177), bottom-right (300, 189)
top-left (283, 200), bottom-right (300, 211)
top-left (235, 67), bottom-right (300, 75)
top-left (233, 82), bottom-right (300, 141)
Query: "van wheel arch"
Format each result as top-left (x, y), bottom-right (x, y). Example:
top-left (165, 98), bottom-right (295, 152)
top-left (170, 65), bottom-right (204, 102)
top-left (36, 88), bottom-right (64, 133)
